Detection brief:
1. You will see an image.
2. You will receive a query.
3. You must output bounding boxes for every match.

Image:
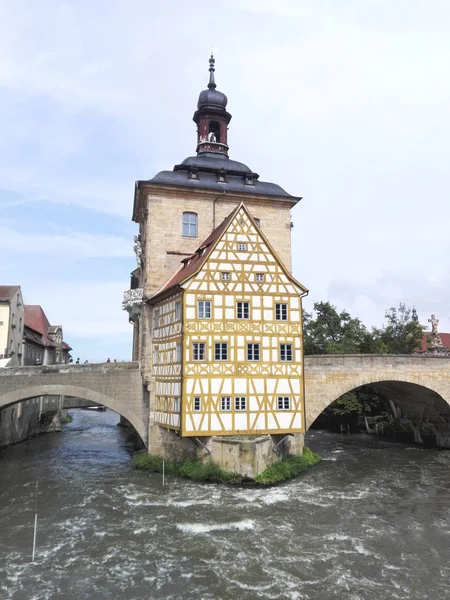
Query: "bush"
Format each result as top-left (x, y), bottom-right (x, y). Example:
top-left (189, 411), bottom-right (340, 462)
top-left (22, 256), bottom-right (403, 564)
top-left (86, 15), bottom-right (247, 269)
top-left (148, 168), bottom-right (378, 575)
top-left (61, 413), bottom-right (73, 424)
top-left (255, 447), bottom-right (322, 485)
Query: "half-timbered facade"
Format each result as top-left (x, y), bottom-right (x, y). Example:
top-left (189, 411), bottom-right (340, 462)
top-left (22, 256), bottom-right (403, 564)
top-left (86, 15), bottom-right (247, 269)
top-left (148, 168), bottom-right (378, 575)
top-left (150, 203), bottom-right (307, 437)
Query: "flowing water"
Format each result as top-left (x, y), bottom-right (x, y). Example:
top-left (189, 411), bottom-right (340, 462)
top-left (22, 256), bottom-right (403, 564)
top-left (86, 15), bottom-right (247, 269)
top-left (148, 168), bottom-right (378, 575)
top-left (1, 409), bottom-right (450, 600)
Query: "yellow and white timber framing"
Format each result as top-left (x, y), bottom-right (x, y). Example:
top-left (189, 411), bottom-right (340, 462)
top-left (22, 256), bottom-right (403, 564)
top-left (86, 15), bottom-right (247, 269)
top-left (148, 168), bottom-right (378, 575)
top-left (150, 202), bottom-right (308, 437)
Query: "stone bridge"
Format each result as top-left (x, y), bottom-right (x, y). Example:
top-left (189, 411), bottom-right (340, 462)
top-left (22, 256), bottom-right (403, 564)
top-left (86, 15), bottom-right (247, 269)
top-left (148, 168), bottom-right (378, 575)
top-left (1, 355), bottom-right (450, 448)
top-left (0, 362), bottom-right (147, 443)
top-left (304, 354), bottom-right (450, 430)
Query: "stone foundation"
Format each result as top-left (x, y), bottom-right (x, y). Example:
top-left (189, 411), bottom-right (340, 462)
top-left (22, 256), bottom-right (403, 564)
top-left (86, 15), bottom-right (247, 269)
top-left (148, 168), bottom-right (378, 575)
top-left (148, 425), bottom-right (305, 478)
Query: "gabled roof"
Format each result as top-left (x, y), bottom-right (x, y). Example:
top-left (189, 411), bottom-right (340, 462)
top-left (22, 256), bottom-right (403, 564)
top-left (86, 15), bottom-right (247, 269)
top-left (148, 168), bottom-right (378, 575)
top-left (25, 305), bottom-right (52, 338)
top-left (149, 202), bottom-right (308, 303)
top-left (0, 285), bottom-right (20, 301)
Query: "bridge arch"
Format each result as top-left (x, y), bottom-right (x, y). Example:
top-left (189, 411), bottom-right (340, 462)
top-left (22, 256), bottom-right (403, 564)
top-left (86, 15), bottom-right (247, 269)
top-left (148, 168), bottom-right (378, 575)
top-left (306, 373), bottom-right (450, 429)
top-left (304, 356), bottom-right (450, 430)
top-left (0, 381), bottom-right (146, 444)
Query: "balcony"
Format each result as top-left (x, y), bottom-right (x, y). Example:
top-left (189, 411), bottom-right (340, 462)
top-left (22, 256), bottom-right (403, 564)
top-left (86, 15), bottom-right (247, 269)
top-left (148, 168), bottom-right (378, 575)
top-left (122, 288), bottom-right (143, 322)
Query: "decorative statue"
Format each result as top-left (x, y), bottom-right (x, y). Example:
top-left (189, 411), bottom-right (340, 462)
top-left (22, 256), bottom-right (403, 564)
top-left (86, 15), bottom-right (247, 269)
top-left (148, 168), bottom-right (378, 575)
top-left (208, 131), bottom-right (216, 142)
top-left (429, 314), bottom-right (439, 335)
top-left (133, 235), bottom-right (143, 268)
top-left (428, 314), bottom-right (443, 349)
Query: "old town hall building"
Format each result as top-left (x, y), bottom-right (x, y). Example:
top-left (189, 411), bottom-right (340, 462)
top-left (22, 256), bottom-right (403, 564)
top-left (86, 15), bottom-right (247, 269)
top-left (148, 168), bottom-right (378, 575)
top-left (124, 56), bottom-right (307, 471)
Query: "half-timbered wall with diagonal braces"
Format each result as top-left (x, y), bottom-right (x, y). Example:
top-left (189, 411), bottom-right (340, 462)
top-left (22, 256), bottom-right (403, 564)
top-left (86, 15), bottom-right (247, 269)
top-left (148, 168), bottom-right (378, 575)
top-left (151, 203), bottom-right (307, 438)
top-left (152, 292), bottom-right (183, 430)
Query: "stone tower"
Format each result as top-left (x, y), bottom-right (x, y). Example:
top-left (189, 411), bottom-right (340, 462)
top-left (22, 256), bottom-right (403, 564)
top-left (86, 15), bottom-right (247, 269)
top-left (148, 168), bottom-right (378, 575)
top-left (123, 56), bottom-right (304, 466)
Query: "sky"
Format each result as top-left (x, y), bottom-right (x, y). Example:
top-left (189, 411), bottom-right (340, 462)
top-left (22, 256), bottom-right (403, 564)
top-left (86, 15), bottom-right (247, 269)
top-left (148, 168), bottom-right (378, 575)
top-left (1, 0), bottom-right (449, 361)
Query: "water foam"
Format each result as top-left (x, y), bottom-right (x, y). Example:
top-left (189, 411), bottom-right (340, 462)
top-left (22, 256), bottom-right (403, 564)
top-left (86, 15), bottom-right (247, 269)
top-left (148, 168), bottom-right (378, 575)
top-left (177, 519), bottom-right (255, 534)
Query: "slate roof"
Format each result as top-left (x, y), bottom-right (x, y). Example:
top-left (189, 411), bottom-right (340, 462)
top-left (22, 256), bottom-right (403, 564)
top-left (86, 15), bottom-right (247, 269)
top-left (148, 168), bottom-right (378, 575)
top-left (0, 285), bottom-right (20, 301)
top-left (140, 152), bottom-right (300, 202)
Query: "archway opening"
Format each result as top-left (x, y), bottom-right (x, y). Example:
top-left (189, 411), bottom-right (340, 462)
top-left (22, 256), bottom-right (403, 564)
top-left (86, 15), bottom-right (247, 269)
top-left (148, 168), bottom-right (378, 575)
top-left (309, 380), bottom-right (450, 448)
top-left (0, 387), bottom-right (146, 451)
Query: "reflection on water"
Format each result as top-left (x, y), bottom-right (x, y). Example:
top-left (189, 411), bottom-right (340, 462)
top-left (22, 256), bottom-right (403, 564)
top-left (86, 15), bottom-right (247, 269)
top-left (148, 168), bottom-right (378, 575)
top-left (1, 411), bottom-right (450, 599)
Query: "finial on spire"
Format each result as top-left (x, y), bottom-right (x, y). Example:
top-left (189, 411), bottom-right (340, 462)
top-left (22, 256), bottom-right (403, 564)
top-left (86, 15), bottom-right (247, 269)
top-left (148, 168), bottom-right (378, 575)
top-left (208, 52), bottom-right (216, 90)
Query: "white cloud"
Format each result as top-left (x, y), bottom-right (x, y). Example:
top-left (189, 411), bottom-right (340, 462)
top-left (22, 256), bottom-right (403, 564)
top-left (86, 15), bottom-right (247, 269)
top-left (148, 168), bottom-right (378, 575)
top-left (1, 0), bottom-right (449, 358)
top-left (0, 226), bottom-right (132, 258)
top-left (23, 281), bottom-right (132, 338)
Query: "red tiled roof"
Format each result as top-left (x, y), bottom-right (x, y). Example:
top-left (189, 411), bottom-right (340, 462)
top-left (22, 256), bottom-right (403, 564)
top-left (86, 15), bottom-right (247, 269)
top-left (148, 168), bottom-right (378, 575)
top-left (25, 305), bottom-right (51, 337)
top-left (23, 325), bottom-right (46, 347)
top-left (150, 204), bottom-right (241, 300)
top-left (0, 285), bottom-right (20, 301)
top-left (418, 332), bottom-right (450, 351)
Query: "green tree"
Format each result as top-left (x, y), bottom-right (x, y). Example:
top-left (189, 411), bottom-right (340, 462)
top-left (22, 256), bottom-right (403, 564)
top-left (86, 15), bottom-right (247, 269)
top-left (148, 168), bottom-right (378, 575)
top-left (374, 303), bottom-right (424, 354)
top-left (303, 301), bottom-right (380, 355)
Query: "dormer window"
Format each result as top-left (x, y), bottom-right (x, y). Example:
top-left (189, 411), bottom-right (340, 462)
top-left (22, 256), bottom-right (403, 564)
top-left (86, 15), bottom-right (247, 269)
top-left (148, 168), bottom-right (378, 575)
top-left (182, 212), bottom-right (198, 237)
top-left (217, 169), bottom-right (227, 183)
top-left (245, 173), bottom-right (254, 186)
top-left (188, 168), bottom-right (199, 180)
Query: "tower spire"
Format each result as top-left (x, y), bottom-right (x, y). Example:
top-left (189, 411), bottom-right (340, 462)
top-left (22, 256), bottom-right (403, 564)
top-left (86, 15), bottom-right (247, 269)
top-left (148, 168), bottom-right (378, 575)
top-left (208, 53), bottom-right (216, 90)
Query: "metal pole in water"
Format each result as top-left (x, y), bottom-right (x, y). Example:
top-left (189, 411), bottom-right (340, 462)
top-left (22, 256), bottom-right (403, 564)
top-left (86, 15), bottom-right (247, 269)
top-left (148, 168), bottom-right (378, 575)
top-left (32, 481), bottom-right (38, 562)
top-left (162, 460), bottom-right (165, 487)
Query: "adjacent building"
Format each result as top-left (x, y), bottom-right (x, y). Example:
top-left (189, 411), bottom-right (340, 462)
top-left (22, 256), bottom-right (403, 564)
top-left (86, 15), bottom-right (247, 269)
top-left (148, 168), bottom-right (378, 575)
top-left (23, 305), bottom-right (71, 366)
top-left (0, 291), bottom-right (72, 447)
top-left (0, 285), bottom-right (24, 367)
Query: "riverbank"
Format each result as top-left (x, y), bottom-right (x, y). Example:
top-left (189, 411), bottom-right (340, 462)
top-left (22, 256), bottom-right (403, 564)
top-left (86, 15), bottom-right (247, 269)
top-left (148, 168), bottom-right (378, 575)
top-left (132, 446), bottom-right (322, 485)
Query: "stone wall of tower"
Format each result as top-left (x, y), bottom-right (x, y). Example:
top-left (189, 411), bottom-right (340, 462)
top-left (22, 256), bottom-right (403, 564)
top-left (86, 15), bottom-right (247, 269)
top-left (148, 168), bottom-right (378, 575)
top-left (141, 187), bottom-right (294, 299)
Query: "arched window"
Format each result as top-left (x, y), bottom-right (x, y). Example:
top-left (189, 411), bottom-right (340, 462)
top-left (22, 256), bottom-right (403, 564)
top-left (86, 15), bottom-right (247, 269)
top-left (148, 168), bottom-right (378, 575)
top-left (208, 121), bottom-right (221, 143)
top-left (182, 212), bottom-right (198, 237)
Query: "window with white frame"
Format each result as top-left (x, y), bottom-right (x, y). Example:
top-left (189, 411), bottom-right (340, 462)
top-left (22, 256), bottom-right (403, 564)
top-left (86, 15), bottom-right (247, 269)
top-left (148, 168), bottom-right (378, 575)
top-left (198, 300), bottom-right (211, 319)
top-left (153, 308), bottom-right (159, 329)
top-left (247, 343), bottom-right (260, 361)
top-left (221, 272), bottom-right (230, 281)
top-left (221, 396), bottom-right (231, 411)
top-left (277, 396), bottom-right (290, 410)
top-left (214, 342), bottom-right (228, 361)
top-left (275, 303), bottom-right (288, 321)
top-left (193, 342), bottom-right (206, 361)
top-left (235, 397), bottom-right (246, 411)
top-left (176, 343), bottom-right (182, 362)
top-left (175, 302), bottom-right (181, 320)
top-left (153, 346), bottom-right (159, 365)
top-left (194, 397), bottom-right (201, 411)
top-left (237, 302), bottom-right (250, 319)
top-left (256, 273), bottom-right (264, 282)
top-left (237, 243), bottom-right (247, 251)
top-left (280, 344), bottom-right (293, 362)
top-left (174, 397), bottom-right (180, 412)
top-left (182, 212), bottom-right (198, 237)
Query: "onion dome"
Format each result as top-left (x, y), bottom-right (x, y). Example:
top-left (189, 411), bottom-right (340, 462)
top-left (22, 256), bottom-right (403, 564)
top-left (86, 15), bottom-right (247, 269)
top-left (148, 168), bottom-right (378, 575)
top-left (193, 54), bottom-right (232, 156)
top-left (197, 54), bottom-right (228, 110)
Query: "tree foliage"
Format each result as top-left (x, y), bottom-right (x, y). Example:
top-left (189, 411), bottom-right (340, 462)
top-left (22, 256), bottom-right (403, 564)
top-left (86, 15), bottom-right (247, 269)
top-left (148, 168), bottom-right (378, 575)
top-left (303, 301), bottom-right (423, 356)
top-left (373, 303), bottom-right (424, 354)
top-left (304, 301), bottom-right (425, 429)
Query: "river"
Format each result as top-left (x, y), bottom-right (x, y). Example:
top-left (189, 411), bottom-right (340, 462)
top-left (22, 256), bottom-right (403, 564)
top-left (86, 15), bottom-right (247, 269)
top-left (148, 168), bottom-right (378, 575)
top-left (1, 409), bottom-right (450, 600)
